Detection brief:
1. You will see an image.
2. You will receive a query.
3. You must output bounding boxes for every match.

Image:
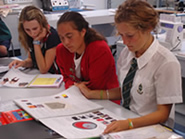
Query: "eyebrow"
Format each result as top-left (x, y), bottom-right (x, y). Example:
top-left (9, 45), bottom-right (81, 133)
top-left (65, 32), bottom-right (73, 36)
top-left (24, 27), bottom-right (38, 30)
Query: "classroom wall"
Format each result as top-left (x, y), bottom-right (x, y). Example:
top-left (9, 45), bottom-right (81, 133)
top-left (3, 0), bottom-right (156, 58)
top-left (110, 0), bottom-right (125, 8)
top-left (32, 0), bottom-right (42, 8)
top-left (83, 0), bottom-right (107, 9)
top-left (32, 0), bottom-right (107, 10)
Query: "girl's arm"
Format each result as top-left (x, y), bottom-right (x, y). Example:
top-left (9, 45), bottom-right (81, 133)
top-left (33, 28), bottom-right (56, 74)
top-left (34, 45), bottom-right (56, 74)
top-left (9, 53), bottom-right (33, 68)
top-left (74, 82), bottom-right (121, 100)
top-left (103, 104), bottom-right (172, 133)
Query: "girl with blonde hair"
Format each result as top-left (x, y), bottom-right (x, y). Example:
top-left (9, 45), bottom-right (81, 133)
top-left (9, 6), bottom-right (61, 74)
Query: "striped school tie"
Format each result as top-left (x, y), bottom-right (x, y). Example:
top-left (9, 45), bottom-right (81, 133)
top-left (122, 58), bottom-right (138, 109)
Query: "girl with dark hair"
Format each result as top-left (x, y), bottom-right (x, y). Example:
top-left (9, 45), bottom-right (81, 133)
top-left (56, 11), bottom-right (120, 103)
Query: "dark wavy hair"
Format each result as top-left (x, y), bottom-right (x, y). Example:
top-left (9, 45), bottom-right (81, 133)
top-left (57, 11), bottom-right (107, 45)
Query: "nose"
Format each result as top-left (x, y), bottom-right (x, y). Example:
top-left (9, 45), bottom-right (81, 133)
top-left (30, 30), bottom-right (37, 38)
top-left (122, 36), bottom-right (129, 46)
top-left (62, 38), bottom-right (70, 46)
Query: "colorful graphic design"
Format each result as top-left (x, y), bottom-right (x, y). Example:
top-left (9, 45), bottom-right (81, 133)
top-left (73, 121), bottom-right (97, 129)
top-left (62, 94), bottom-right (68, 98)
top-left (1, 109), bottom-right (33, 124)
top-left (71, 110), bottom-right (117, 131)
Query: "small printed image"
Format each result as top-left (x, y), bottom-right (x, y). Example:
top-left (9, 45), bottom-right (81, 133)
top-left (93, 117), bottom-right (99, 119)
top-left (79, 116), bottom-right (86, 119)
top-left (21, 100), bottom-right (28, 102)
top-left (86, 114), bottom-right (94, 118)
top-left (100, 114), bottom-right (108, 118)
top-left (102, 121), bottom-right (109, 125)
top-left (62, 94), bottom-right (68, 98)
top-left (36, 104), bottom-right (44, 108)
top-left (96, 118), bottom-right (104, 121)
top-left (45, 102), bottom-right (66, 109)
top-left (28, 105), bottom-right (36, 108)
top-left (19, 82), bottom-right (29, 87)
top-left (26, 103), bottom-right (32, 105)
top-left (9, 77), bottom-right (19, 84)
top-left (0, 78), bottom-right (9, 84)
top-left (55, 96), bottom-right (60, 99)
top-left (97, 112), bottom-right (104, 116)
top-left (72, 116), bottom-right (80, 120)
top-left (105, 117), bottom-right (113, 120)
top-left (92, 111), bottom-right (99, 114)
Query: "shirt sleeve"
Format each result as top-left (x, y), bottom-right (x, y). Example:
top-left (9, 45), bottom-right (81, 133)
top-left (83, 41), bottom-right (119, 90)
top-left (155, 61), bottom-right (182, 104)
top-left (45, 27), bottom-right (61, 50)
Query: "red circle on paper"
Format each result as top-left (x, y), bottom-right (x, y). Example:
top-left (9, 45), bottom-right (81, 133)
top-left (72, 121), bottom-right (97, 129)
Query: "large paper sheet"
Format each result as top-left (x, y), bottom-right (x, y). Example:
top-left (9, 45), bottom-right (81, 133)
top-left (40, 109), bottom-right (123, 139)
top-left (0, 68), bottom-right (63, 88)
top-left (101, 124), bottom-right (183, 139)
top-left (14, 86), bottom-right (103, 120)
top-left (0, 68), bottom-right (34, 87)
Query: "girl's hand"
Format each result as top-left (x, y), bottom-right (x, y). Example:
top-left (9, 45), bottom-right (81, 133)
top-left (103, 120), bottom-right (129, 134)
top-left (34, 28), bottom-right (47, 41)
top-left (74, 82), bottom-right (94, 99)
top-left (9, 60), bottom-right (25, 69)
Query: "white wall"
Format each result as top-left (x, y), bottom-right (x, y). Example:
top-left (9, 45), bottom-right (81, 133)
top-left (32, 0), bottom-right (42, 8)
top-left (3, 0), bottom-right (109, 59)
top-left (83, 0), bottom-right (107, 9)
top-left (110, 0), bottom-right (125, 8)
top-left (33, 0), bottom-right (107, 10)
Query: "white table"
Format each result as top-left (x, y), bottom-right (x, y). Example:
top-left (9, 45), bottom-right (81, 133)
top-left (0, 58), bottom-right (182, 139)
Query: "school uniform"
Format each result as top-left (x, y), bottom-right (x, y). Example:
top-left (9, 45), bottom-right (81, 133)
top-left (30, 26), bottom-right (61, 74)
top-left (56, 40), bottom-right (119, 90)
top-left (117, 37), bottom-right (182, 127)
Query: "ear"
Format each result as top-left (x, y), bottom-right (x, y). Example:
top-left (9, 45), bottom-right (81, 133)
top-left (148, 27), bottom-right (154, 34)
top-left (81, 28), bottom-right (86, 37)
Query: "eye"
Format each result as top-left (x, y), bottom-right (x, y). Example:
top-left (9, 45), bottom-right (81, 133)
top-left (66, 34), bottom-right (72, 39)
top-left (25, 29), bottom-right (30, 32)
top-left (127, 34), bottom-right (134, 38)
top-left (32, 27), bottom-right (38, 31)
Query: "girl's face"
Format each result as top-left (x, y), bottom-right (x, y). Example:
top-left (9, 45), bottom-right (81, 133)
top-left (57, 22), bottom-right (86, 55)
top-left (23, 19), bottom-right (42, 39)
top-left (116, 22), bottom-right (152, 57)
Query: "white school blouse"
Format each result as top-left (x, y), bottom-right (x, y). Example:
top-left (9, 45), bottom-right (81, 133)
top-left (117, 37), bottom-right (182, 127)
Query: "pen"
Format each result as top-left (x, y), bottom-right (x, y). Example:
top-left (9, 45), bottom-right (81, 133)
top-left (160, 123), bottom-right (173, 132)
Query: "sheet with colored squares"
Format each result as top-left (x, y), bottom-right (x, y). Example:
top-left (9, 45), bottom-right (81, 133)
top-left (40, 109), bottom-right (124, 139)
top-left (13, 86), bottom-right (103, 120)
